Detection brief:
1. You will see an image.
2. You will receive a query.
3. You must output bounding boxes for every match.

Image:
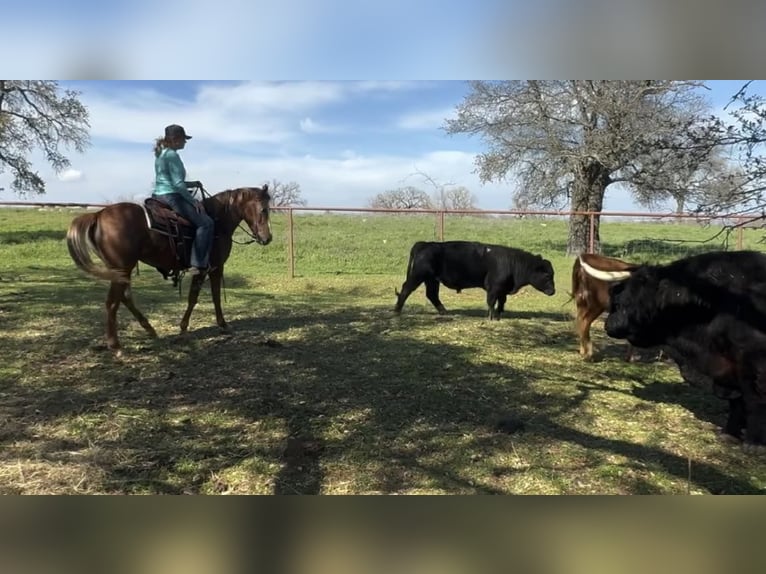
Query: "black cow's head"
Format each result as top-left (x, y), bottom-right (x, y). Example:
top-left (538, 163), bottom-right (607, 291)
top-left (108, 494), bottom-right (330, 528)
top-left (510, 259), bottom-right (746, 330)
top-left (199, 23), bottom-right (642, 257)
top-left (579, 258), bottom-right (666, 347)
top-left (604, 268), bottom-right (666, 347)
top-left (530, 257), bottom-right (556, 296)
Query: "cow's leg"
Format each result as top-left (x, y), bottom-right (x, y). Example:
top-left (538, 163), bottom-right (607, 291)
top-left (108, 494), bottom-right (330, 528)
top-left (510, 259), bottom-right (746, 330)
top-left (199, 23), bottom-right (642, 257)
top-left (495, 294), bottom-right (508, 318)
top-left (179, 273), bottom-right (207, 333)
top-left (575, 306), bottom-right (601, 359)
top-left (721, 396), bottom-right (746, 442)
top-left (120, 284), bottom-right (157, 339)
top-left (424, 278), bottom-right (447, 314)
top-left (209, 266), bottom-right (229, 333)
top-left (486, 289), bottom-right (502, 320)
top-left (738, 355), bottom-right (766, 450)
top-left (394, 277), bottom-right (424, 313)
top-left (744, 402), bottom-right (766, 448)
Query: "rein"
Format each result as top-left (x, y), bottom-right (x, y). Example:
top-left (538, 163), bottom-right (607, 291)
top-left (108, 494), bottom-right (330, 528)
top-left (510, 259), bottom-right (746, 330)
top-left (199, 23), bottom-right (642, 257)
top-left (208, 186), bottom-right (264, 246)
top-left (197, 184), bottom-right (257, 244)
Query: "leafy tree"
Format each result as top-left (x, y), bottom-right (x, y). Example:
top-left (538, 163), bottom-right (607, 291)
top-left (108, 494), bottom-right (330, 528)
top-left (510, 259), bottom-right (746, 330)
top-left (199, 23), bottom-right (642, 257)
top-left (445, 81), bottom-right (719, 254)
top-left (0, 81), bottom-right (90, 196)
top-left (369, 186), bottom-right (434, 209)
top-left (269, 179), bottom-right (306, 207)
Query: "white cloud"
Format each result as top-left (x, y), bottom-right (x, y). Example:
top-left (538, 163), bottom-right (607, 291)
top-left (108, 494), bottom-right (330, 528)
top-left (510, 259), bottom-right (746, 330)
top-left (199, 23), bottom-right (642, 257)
top-left (397, 107), bottom-right (456, 131)
top-left (57, 168), bottom-right (84, 183)
top-left (299, 117), bottom-right (342, 134)
top-left (78, 81), bottom-right (418, 147)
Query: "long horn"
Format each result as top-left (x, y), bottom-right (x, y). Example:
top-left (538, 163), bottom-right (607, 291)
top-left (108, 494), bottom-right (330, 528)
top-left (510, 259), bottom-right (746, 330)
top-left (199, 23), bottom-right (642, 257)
top-left (579, 256), bottom-right (632, 282)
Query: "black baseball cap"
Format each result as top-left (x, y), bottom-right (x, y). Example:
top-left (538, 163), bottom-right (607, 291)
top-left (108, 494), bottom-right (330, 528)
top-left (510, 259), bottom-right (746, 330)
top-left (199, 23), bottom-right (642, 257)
top-left (165, 124), bottom-right (192, 140)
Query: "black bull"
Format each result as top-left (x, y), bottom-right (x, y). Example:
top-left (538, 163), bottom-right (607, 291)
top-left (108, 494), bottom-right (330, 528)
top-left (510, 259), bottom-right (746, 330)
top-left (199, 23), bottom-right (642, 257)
top-left (581, 250), bottom-right (766, 448)
top-left (393, 241), bottom-right (556, 319)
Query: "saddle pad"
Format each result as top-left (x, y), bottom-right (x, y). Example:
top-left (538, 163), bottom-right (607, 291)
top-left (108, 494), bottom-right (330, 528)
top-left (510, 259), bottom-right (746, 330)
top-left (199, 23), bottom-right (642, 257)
top-left (143, 197), bottom-right (194, 237)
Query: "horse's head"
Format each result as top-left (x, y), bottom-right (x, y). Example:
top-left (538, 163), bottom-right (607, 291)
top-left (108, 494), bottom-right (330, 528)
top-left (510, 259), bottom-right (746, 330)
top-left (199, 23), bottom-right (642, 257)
top-left (236, 185), bottom-right (273, 245)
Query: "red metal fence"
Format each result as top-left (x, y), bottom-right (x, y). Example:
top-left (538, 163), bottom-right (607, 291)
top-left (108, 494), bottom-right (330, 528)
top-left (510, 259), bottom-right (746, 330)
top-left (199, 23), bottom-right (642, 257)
top-left (1, 201), bottom-right (761, 278)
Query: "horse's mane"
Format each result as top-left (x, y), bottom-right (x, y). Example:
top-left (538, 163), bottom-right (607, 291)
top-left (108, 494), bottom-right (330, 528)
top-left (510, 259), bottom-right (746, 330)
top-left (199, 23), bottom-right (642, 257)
top-left (204, 185), bottom-right (270, 219)
top-left (210, 185), bottom-right (270, 205)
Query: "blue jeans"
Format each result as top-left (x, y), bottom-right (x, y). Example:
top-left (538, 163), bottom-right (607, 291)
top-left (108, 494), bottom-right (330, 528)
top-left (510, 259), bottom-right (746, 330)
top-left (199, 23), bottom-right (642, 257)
top-left (156, 193), bottom-right (214, 268)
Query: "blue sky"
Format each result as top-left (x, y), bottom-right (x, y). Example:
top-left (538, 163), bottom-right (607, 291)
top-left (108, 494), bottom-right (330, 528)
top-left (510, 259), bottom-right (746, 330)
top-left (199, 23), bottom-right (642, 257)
top-left (1, 80), bottom-right (762, 211)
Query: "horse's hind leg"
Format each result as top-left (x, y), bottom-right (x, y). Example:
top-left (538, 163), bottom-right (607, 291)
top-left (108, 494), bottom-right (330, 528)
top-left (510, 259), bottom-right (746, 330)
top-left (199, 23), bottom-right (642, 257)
top-left (179, 273), bottom-right (206, 333)
top-left (105, 281), bottom-right (124, 351)
top-left (121, 285), bottom-right (157, 339)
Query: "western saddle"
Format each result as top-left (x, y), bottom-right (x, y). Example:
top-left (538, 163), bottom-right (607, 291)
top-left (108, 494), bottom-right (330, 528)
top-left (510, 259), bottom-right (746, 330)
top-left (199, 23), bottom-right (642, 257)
top-left (143, 197), bottom-right (199, 286)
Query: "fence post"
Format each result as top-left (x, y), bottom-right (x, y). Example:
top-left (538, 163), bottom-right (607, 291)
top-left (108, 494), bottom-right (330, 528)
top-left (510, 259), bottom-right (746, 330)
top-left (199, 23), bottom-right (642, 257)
top-left (437, 210), bottom-right (445, 241)
top-left (287, 208), bottom-right (295, 278)
top-left (588, 213), bottom-right (595, 253)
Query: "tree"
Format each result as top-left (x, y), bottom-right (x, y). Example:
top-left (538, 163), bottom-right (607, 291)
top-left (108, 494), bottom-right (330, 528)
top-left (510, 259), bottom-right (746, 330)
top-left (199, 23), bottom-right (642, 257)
top-left (441, 186), bottom-right (478, 210)
top-left (445, 81), bottom-right (718, 254)
top-left (632, 149), bottom-right (742, 215)
top-left (691, 81), bottom-right (766, 218)
top-left (0, 81), bottom-right (90, 196)
top-left (369, 186), bottom-right (433, 209)
top-left (269, 179), bottom-right (306, 207)
top-left (406, 168), bottom-right (478, 210)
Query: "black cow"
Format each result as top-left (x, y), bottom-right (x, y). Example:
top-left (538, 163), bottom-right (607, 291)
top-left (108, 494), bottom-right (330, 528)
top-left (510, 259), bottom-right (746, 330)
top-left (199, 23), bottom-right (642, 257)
top-left (393, 241), bottom-right (556, 319)
top-left (584, 250), bottom-right (766, 449)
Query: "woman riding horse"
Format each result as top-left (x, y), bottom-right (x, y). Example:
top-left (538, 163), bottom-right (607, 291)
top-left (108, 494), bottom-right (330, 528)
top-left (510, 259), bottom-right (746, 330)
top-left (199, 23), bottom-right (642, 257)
top-left (152, 124), bottom-right (214, 276)
top-left (67, 181), bottom-right (272, 355)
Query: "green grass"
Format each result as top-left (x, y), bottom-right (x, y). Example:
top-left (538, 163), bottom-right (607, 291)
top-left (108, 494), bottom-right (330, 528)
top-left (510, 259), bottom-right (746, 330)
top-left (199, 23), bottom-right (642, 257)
top-left (0, 207), bottom-right (765, 494)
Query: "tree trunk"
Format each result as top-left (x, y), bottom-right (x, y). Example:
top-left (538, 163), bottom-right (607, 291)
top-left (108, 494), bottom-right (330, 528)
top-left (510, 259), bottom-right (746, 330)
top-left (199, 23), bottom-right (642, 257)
top-left (566, 162), bottom-right (609, 256)
top-left (674, 195), bottom-right (685, 223)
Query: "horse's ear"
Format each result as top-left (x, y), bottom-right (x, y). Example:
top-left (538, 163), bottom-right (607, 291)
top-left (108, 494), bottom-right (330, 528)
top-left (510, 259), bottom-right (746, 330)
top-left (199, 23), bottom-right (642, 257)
top-left (262, 183), bottom-right (269, 192)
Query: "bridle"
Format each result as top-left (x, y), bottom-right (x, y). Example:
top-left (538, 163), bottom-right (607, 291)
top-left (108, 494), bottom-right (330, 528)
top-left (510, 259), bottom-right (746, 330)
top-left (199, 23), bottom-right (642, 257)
top-left (198, 185), bottom-right (270, 245)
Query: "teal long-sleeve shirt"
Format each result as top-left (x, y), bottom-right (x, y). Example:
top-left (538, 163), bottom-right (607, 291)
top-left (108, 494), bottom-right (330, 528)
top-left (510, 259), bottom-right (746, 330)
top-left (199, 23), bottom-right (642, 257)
top-left (153, 148), bottom-right (196, 204)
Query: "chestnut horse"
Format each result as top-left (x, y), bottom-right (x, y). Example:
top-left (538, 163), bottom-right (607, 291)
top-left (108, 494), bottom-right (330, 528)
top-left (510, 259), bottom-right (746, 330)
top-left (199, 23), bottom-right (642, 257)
top-left (67, 185), bottom-right (272, 353)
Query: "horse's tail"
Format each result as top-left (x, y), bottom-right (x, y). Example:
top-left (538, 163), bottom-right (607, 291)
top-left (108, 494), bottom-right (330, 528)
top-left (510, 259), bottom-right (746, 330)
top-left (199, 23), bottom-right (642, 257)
top-left (67, 212), bottom-right (129, 283)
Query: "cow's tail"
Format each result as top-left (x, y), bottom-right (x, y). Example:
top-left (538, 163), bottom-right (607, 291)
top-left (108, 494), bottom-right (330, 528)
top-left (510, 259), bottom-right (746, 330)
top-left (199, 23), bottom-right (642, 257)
top-left (570, 256), bottom-right (586, 313)
top-left (67, 212), bottom-right (128, 283)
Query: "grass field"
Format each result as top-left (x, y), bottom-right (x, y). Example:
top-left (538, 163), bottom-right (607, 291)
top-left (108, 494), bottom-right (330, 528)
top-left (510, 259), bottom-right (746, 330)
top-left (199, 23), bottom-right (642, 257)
top-left (1, 206), bottom-right (765, 494)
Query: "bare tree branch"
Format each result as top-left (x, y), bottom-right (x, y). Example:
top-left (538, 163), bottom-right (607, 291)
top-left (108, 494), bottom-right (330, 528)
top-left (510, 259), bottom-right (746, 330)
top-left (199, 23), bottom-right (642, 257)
top-left (269, 179), bottom-right (306, 207)
top-left (369, 186), bottom-right (433, 209)
top-left (0, 80), bottom-right (90, 197)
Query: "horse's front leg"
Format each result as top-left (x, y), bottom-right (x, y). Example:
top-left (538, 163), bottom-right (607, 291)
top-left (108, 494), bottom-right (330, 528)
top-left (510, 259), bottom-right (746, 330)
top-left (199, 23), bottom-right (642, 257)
top-left (209, 266), bottom-right (229, 333)
top-left (179, 274), bottom-right (206, 333)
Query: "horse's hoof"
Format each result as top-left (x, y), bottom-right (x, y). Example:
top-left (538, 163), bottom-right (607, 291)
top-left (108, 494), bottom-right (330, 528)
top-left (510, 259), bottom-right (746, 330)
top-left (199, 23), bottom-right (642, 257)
top-left (147, 329), bottom-right (158, 339)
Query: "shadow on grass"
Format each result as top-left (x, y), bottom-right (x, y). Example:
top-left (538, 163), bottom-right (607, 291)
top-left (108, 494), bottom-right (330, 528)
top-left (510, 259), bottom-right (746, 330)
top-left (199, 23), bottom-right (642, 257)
top-left (425, 308), bottom-right (572, 323)
top-left (0, 272), bottom-right (763, 495)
